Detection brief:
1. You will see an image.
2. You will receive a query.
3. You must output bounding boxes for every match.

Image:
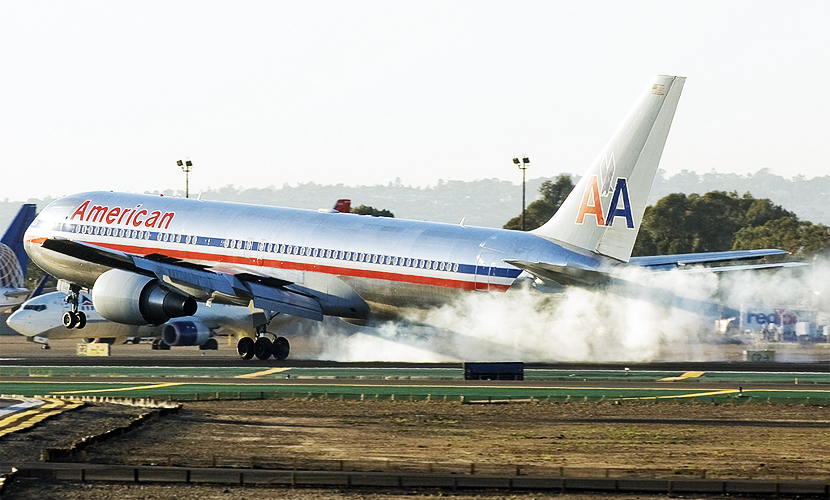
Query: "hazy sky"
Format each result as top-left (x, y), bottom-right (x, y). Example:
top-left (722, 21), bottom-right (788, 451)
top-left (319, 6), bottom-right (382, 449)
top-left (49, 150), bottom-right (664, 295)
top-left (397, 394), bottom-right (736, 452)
top-left (1, 1), bottom-right (828, 201)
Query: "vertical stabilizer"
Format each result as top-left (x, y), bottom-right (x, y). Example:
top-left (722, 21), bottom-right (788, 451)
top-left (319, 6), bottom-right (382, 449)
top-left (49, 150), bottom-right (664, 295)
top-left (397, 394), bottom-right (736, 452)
top-left (333, 199), bottom-right (352, 213)
top-left (1, 204), bottom-right (37, 272)
top-left (0, 204), bottom-right (36, 289)
top-left (532, 75), bottom-right (685, 262)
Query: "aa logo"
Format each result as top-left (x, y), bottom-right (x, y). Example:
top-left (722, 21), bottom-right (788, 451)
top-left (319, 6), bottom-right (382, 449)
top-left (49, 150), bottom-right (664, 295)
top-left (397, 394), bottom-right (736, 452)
top-left (575, 174), bottom-right (634, 228)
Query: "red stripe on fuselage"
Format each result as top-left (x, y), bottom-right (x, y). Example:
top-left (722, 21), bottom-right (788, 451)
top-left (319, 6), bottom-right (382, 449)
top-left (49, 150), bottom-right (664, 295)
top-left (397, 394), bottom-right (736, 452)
top-left (78, 239), bottom-right (512, 292)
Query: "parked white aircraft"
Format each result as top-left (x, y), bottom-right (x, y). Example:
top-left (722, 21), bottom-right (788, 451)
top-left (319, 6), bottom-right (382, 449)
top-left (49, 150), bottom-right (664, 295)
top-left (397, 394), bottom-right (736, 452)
top-left (23, 75), bottom-right (795, 361)
top-left (6, 290), bottom-right (260, 350)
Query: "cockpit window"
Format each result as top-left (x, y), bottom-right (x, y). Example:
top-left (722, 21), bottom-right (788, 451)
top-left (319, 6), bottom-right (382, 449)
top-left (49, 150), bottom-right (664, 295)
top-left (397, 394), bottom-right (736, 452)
top-left (23, 304), bottom-right (47, 312)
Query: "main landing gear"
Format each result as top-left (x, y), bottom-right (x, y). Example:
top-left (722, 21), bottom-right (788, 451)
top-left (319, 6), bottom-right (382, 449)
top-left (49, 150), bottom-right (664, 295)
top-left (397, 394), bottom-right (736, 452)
top-left (237, 327), bottom-right (290, 361)
top-left (63, 286), bottom-right (87, 330)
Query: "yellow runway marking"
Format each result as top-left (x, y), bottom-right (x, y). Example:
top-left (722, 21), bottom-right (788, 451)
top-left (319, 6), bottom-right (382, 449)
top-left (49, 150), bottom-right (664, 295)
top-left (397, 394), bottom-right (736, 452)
top-left (0, 398), bottom-right (84, 438)
top-left (52, 382), bottom-right (184, 395)
top-left (660, 371), bottom-right (705, 382)
top-left (625, 389), bottom-right (739, 401)
top-left (235, 367), bottom-right (291, 379)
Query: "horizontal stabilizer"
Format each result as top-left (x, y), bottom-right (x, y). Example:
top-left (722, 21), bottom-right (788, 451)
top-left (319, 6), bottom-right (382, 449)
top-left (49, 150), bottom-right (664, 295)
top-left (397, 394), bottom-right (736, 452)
top-left (504, 259), bottom-right (610, 288)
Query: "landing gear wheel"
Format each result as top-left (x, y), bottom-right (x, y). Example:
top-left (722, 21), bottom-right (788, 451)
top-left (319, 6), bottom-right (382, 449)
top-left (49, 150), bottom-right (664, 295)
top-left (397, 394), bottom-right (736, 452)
top-left (237, 337), bottom-right (255, 360)
top-left (62, 311), bottom-right (78, 329)
top-left (158, 340), bottom-right (170, 350)
top-left (254, 337), bottom-right (274, 360)
top-left (200, 338), bottom-right (219, 351)
top-left (273, 336), bottom-right (290, 360)
top-left (75, 311), bottom-right (87, 329)
top-left (151, 338), bottom-right (161, 350)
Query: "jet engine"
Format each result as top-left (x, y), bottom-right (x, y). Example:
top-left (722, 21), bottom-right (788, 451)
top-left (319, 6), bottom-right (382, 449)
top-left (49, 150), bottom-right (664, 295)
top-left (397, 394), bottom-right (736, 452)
top-left (92, 269), bottom-right (197, 325)
top-left (162, 320), bottom-right (211, 346)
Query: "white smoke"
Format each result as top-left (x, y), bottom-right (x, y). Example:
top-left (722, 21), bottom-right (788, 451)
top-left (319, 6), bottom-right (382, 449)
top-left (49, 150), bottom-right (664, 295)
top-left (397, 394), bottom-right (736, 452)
top-left (291, 261), bottom-right (823, 363)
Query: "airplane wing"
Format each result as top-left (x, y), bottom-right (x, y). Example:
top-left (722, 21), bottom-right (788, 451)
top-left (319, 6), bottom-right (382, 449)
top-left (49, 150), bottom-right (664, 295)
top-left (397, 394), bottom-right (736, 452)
top-left (629, 249), bottom-right (800, 271)
top-left (41, 238), bottom-right (324, 321)
top-left (3, 288), bottom-right (31, 299)
top-left (508, 248), bottom-right (804, 289)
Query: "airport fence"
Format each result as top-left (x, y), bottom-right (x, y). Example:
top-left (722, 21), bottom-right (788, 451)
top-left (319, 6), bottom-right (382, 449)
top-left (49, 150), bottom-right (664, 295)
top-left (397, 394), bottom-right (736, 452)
top-left (10, 463), bottom-right (830, 497)
top-left (149, 390), bottom-right (830, 406)
top-left (41, 452), bottom-right (830, 482)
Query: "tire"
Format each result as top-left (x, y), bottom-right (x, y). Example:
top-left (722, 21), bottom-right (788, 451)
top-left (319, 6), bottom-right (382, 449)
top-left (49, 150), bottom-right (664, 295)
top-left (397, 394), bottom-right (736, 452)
top-left (62, 311), bottom-right (78, 329)
top-left (254, 337), bottom-right (274, 360)
top-left (237, 337), bottom-right (255, 360)
top-left (158, 340), bottom-right (170, 350)
top-left (200, 338), bottom-right (219, 351)
top-left (76, 311), bottom-right (87, 329)
top-left (273, 336), bottom-right (290, 360)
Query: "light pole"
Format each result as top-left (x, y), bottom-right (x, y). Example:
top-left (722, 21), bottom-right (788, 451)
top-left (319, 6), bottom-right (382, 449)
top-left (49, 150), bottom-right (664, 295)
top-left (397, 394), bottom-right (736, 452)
top-left (177, 159), bottom-right (193, 198)
top-left (513, 156), bottom-right (530, 231)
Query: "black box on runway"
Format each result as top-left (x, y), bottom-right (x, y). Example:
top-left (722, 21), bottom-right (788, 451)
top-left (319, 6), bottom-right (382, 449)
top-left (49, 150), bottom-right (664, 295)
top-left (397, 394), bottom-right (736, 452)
top-left (463, 362), bottom-right (523, 380)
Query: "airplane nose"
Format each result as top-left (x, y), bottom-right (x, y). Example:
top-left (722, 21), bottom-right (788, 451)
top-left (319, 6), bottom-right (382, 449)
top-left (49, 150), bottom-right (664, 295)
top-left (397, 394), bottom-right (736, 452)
top-left (6, 310), bottom-right (38, 336)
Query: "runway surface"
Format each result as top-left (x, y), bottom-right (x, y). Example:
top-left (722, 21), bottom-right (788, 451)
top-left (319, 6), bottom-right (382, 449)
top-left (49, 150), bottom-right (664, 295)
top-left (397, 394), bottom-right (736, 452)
top-left (1, 335), bottom-right (827, 406)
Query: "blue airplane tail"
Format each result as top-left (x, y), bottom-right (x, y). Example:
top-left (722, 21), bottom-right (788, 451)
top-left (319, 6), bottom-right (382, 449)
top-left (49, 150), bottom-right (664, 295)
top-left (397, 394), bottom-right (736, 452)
top-left (1, 204), bottom-right (37, 276)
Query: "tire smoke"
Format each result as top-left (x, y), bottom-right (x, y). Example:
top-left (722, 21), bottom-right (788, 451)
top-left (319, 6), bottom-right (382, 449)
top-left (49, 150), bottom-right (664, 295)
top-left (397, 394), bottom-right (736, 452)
top-left (294, 263), bottom-right (821, 363)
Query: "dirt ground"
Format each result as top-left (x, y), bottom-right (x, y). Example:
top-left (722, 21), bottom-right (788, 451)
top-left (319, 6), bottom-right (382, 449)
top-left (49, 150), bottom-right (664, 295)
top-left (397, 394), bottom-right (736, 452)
top-left (2, 398), bottom-right (829, 499)
top-left (0, 481), bottom-right (708, 500)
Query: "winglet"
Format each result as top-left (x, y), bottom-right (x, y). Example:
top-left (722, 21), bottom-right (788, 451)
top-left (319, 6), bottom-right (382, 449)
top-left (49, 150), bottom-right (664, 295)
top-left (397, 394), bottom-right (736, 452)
top-left (532, 76), bottom-right (685, 262)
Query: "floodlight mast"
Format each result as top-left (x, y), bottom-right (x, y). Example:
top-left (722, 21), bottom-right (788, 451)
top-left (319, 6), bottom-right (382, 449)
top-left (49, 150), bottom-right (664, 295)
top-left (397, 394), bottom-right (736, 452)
top-left (177, 159), bottom-right (194, 198)
top-left (513, 156), bottom-right (530, 231)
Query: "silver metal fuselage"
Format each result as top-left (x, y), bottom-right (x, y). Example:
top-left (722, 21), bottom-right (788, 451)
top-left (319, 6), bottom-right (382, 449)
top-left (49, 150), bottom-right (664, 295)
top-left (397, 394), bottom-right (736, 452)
top-left (24, 191), bottom-right (606, 316)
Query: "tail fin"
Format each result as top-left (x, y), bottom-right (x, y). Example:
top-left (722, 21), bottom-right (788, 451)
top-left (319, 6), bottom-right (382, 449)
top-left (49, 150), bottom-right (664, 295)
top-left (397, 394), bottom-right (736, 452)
top-left (1, 204), bottom-right (37, 270)
top-left (333, 199), bottom-right (352, 213)
top-left (532, 75), bottom-right (685, 262)
top-left (0, 204), bottom-right (36, 288)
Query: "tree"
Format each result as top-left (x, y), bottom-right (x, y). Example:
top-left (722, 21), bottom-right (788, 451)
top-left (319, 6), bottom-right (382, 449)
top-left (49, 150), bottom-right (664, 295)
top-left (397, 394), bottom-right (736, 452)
top-left (635, 193), bottom-right (693, 255)
top-left (685, 191), bottom-right (743, 252)
top-left (504, 174), bottom-right (574, 231)
top-left (634, 190), bottom-right (826, 259)
top-left (351, 205), bottom-right (394, 218)
top-left (733, 217), bottom-right (830, 258)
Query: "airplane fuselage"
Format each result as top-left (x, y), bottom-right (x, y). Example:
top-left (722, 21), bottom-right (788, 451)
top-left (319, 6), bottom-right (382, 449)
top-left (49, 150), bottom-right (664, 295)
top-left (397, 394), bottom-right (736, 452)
top-left (25, 191), bottom-right (608, 316)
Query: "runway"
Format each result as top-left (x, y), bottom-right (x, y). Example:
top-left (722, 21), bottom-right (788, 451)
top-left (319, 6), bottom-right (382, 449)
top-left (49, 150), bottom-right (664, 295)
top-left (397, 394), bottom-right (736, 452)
top-left (1, 335), bottom-right (827, 408)
top-left (2, 335), bottom-right (828, 498)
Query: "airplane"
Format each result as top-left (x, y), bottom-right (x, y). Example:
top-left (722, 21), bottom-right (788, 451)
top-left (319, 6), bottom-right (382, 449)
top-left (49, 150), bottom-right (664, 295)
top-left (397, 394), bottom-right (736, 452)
top-left (6, 290), bottom-right (263, 350)
top-left (0, 204), bottom-right (37, 312)
top-left (23, 75), bottom-right (796, 361)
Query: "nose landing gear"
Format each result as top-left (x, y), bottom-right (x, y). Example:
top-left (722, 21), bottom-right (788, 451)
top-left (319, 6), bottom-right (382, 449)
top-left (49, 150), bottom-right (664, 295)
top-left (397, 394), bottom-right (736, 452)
top-left (63, 286), bottom-right (87, 329)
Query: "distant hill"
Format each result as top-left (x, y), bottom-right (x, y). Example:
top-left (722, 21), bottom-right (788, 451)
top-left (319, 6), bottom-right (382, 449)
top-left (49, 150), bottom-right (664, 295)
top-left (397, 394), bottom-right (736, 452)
top-left (647, 169), bottom-right (830, 227)
top-left (2, 169), bottom-right (828, 230)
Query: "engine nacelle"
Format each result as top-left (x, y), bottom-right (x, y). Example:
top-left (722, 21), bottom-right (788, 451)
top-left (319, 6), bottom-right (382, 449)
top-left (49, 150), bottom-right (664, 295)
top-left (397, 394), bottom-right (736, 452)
top-left (92, 269), bottom-right (197, 325)
top-left (162, 320), bottom-right (211, 346)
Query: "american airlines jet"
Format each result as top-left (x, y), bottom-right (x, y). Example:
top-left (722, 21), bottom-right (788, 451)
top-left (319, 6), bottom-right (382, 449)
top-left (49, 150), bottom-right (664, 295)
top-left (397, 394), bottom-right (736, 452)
top-left (23, 75), bottom-right (791, 361)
